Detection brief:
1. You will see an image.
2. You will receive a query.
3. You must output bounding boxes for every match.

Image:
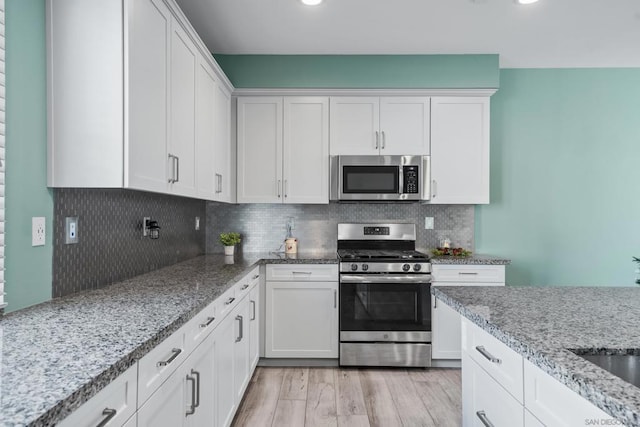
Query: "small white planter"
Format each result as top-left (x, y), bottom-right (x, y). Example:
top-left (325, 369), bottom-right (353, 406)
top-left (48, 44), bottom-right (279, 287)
top-left (224, 245), bottom-right (235, 256)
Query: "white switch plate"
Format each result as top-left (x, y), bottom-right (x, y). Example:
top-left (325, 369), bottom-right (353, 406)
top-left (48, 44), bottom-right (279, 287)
top-left (65, 217), bottom-right (79, 244)
top-left (424, 217), bottom-right (434, 230)
top-left (32, 217), bottom-right (46, 246)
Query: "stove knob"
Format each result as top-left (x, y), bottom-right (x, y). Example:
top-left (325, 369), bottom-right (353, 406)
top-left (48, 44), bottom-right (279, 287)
top-left (402, 264), bottom-right (411, 272)
top-left (350, 263), bottom-right (358, 271)
top-left (361, 264), bottom-right (369, 271)
top-left (413, 264), bottom-right (422, 272)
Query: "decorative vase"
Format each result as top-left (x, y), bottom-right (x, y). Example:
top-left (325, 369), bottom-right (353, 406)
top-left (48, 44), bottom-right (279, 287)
top-left (224, 245), bottom-right (235, 256)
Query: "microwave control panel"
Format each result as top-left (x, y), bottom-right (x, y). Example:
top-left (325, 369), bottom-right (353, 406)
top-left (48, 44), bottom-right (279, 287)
top-left (402, 165), bottom-right (419, 194)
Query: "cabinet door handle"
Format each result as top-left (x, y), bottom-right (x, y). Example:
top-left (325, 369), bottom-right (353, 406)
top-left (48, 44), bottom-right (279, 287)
top-left (157, 348), bottom-right (182, 367)
top-left (235, 315), bottom-right (244, 342)
top-left (476, 410), bottom-right (495, 427)
top-left (334, 290), bottom-right (337, 308)
top-left (434, 298), bottom-right (437, 309)
top-left (96, 408), bottom-right (117, 427)
top-left (185, 373), bottom-right (196, 416)
top-left (225, 297), bottom-right (236, 306)
top-left (475, 345), bottom-right (502, 364)
top-left (199, 316), bottom-right (215, 328)
top-left (432, 180), bottom-right (437, 198)
top-left (381, 130), bottom-right (386, 149)
top-left (175, 156), bottom-right (179, 183)
top-left (251, 300), bottom-right (256, 320)
top-left (167, 154), bottom-right (176, 183)
top-left (284, 180), bottom-right (288, 198)
top-left (218, 174), bottom-right (222, 193)
top-left (192, 369), bottom-right (201, 408)
top-left (374, 131), bottom-right (379, 150)
top-left (277, 180), bottom-right (281, 198)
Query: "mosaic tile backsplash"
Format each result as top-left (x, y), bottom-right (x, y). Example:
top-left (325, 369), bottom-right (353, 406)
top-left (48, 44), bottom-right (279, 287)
top-left (206, 202), bottom-right (474, 254)
top-left (53, 189), bottom-right (206, 298)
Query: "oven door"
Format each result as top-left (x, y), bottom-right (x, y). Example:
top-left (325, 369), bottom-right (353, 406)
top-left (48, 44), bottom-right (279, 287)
top-left (339, 274), bottom-right (431, 337)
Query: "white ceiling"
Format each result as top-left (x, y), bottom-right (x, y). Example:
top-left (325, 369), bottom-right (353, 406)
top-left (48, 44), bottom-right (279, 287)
top-left (175, 0), bottom-right (640, 68)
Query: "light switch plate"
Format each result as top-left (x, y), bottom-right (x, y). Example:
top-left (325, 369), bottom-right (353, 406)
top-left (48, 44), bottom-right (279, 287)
top-left (65, 217), bottom-right (79, 244)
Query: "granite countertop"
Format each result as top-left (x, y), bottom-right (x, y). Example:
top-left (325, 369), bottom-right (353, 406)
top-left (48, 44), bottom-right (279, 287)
top-left (429, 254), bottom-right (511, 265)
top-left (432, 286), bottom-right (640, 426)
top-left (0, 252), bottom-right (337, 427)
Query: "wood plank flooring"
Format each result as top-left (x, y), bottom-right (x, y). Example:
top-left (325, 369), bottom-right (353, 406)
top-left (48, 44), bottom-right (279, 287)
top-left (232, 367), bottom-right (461, 427)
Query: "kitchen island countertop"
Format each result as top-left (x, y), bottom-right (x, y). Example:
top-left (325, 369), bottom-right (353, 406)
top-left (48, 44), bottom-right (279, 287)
top-left (0, 252), bottom-right (337, 426)
top-left (432, 285), bottom-right (640, 426)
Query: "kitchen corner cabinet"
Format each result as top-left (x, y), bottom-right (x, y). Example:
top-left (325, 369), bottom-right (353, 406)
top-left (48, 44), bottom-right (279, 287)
top-left (329, 97), bottom-right (430, 156)
top-left (47, 0), bottom-right (234, 202)
top-left (431, 264), bottom-right (505, 360)
top-left (430, 97), bottom-right (490, 204)
top-left (237, 97), bottom-right (329, 204)
top-left (265, 265), bottom-right (339, 358)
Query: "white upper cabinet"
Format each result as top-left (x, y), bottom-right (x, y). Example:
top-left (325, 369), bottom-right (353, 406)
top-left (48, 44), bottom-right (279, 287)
top-left (329, 97), bottom-right (430, 155)
top-left (213, 84), bottom-right (233, 203)
top-left (430, 97), bottom-right (490, 204)
top-left (47, 0), bottom-right (234, 201)
top-left (237, 97), bottom-right (329, 204)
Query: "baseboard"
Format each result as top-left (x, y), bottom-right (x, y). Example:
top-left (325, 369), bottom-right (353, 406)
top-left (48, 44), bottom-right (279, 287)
top-left (258, 358), bottom-right (339, 367)
top-left (431, 359), bottom-right (462, 368)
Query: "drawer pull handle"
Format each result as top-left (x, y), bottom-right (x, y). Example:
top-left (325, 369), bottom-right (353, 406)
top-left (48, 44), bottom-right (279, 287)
top-left (96, 408), bottom-right (117, 427)
top-left (475, 346), bottom-right (502, 364)
top-left (236, 315), bottom-right (244, 342)
top-left (292, 271), bottom-right (312, 275)
top-left (157, 348), bottom-right (182, 367)
top-left (241, 284), bottom-right (250, 290)
top-left (199, 316), bottom-right (215, 328)
top-left (476, 410), bottom-right (495, 427)
top-left (459, 272), bottom-right (479, 275)
top-left (225, 297), bottom-right (236, 305)
top-left (253, 274), bottom-right (259, 280)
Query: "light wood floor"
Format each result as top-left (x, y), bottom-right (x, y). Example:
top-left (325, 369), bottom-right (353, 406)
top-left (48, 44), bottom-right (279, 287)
top-left (232, 367), bottom-right (462, 427)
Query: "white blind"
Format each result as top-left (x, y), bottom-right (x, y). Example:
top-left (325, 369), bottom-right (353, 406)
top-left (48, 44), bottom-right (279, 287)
top-left (0, 0), bottom-right (5, 308)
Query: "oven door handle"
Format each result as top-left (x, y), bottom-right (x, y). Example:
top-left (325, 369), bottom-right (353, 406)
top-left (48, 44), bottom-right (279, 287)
top-left (340, 274), bottom-right (431, 284)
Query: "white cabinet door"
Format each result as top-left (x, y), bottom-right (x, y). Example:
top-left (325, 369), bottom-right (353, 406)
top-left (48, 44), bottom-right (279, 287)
top-left (265, 281), bottom-right (338, 358)
top-left (186, 332), bottom-right (216, 427)
top-left (249, 284), bottom-right (260, 371)
top-left (137, 364), bottom-right (187, 427)
top-left (462, 352), bottom-right (524, 427)
top-left (431, 295), bottom-right (462, 360)
top-left (215, 311), bottom-right (236, 427)
top-left (126, 0), bottom-right (171, 193)
top-left (232, 296), bottom-right (251, 405)
top-left (213, 83), bottom-right (232, 203)
top-left (195, 55), bottom-right (217, 200)
top-left (168, 17), bottom-right (197, 197)
top-left (379, 97), bottom-right (430, 155)
top-left (329, 97), bottom-right (380, 155)
top-left (237, 97), bottom-right (283, 203)
top-left (283, 97), bottom-right (329, 204)
top-left (430, 97), bottom-right (490, 204)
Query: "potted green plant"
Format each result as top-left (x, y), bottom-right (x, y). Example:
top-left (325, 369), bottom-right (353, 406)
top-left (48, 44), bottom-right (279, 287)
top-left (634, 257), bottom-right (640, 284)
top-left (220, 232), bottom-right (241, 255)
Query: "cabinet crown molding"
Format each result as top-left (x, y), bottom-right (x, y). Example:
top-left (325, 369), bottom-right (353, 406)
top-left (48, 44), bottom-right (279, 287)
top-left (233, 88), bottom-right (498, 97)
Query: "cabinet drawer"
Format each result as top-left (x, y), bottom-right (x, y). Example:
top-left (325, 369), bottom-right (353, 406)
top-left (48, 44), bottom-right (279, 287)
top-left (462, 318), bottom-right (524, 403)
top-left (523, 359), bottom-right (617, 426)
top-left (138, 326), bottom-right (187, 406)
top-left (236, 267), bottom-right (259, 301)
top-left (266, 264), bottom-right (338, 282)
top-left (432, 264), bottom-right (505, 283)
top-left (463, 352), bottom-right (524, 427)
top-left (217, 286), bottom-right (237, 319)
top-left (186, 298), bottom-right (219, 352)
top-left (59, 364), bottom-right (137, 427)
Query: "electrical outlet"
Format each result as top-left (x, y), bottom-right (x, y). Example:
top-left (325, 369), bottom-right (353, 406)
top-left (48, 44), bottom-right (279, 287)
top-left (65, 217), bottom-right (79, 244)
top-left (195, 216), bottom-right (200, 231)
top-left (143, 217), bottom-right (151, 237)
top-left (32, 217), bottom-right (46, 246)
top-left (424, 217), bottom-right (434, 230)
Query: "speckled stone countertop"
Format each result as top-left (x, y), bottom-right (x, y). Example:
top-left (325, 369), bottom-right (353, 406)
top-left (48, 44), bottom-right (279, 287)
top-left (0, 252), bottom-right (337, 427)
top-left (430, 254), bottom-right (511, 265)
top-left (432, 286), bottom-right (640, 426)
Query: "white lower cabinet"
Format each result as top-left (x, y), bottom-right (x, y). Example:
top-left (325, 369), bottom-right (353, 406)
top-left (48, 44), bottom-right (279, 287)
top-left (232, 294), bottom-right (251, 406)
top-left (214, 307), bottom-right (237, 427)
top-left (432, 265), bottom-right (505, 360)
top-left (249, 283), bottom-right (260, 371)
top-left (137, 363), bottom-right (188, 427)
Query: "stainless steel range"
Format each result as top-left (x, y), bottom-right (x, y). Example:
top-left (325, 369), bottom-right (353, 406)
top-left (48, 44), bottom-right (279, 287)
top-left (337, 223), bottom-right (432, 368)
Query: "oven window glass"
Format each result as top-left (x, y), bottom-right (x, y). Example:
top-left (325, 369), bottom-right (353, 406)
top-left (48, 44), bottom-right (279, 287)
top-left (340, 283), bottom-right (431, 331)
top-left (342, 166), bottom-right (399, 194)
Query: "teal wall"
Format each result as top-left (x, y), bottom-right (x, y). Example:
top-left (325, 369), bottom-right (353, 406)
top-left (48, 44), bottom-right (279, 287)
top-left (5, 0), bottom-right (53, 312)
top-left (214, 54), bottom-right (500, 89)
top-left (477, 69), bottom-right (640, 286)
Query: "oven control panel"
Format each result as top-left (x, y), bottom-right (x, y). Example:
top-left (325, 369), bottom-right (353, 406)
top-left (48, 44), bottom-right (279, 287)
top-left (340, 262), bottom-right (431, 274)
top-left (363, 226), bottom-right (390, 236)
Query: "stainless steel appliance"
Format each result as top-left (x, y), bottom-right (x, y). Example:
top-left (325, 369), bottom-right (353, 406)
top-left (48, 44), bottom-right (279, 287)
top-left (337, 223), bottom-right (432, 367)
top-left (330, 155), bottom-right (431, 202)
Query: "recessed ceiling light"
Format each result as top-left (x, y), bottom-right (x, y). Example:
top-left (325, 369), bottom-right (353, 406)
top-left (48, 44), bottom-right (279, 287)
top-left (300, 0), bottom-right (323, 5)
top-left (517, 0), bottom-right (539, 4)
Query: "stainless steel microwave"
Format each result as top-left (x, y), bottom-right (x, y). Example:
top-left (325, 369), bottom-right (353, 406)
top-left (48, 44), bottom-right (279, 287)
top-left (330, 155), bottom-right (431, 202)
